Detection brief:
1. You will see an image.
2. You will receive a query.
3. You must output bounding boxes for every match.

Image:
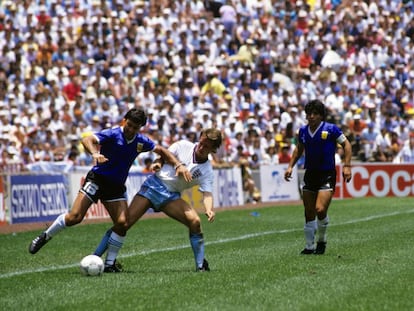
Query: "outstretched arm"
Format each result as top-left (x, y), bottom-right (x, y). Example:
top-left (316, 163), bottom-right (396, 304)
top-left (153, 145), bottom-right (192, 182)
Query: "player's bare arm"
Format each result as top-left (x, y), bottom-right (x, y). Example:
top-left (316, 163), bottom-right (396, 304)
top-left (81, 135), bottom-right (108, 164)
top-left (285, 143), bottom-right (304, 181)
top-left (153, 145), bottom-right (192, 182)
top-left (202, 192), bottom-right (215, 222)
top-left (340, 139), bottom-right (353, 183)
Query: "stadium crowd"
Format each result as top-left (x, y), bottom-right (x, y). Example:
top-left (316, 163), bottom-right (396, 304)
top-left (1, 0), bottom-right (414, 179)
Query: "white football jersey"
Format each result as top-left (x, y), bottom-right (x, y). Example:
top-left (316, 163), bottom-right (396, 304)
top-left (155, 140), bottom-right (214, 193)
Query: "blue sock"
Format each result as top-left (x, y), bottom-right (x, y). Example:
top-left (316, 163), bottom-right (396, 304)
top-left (94, 229), bottom-right (112, 256)
top-left (189, 233), bottom-right (204, 269)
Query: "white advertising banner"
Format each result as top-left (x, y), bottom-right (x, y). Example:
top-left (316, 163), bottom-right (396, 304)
top-left (213, 166), bottom-right (244, 208)
top-left (260, 164), bottom-right (300, 202)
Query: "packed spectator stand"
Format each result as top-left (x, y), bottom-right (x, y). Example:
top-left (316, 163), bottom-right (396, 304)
top-left (1, 0), bottom-right (414, 175)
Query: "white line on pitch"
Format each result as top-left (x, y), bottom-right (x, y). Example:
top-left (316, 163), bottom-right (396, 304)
top-left (1, 209), bottom-right (413, 279)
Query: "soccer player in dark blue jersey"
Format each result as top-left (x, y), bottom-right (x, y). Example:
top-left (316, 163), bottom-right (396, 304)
top-left (29, 108), bottom-right (191, 271)
top-left (284, 99), bottom-right (352, 255)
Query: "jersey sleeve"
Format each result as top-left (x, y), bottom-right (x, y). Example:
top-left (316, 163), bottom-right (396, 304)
top-left (168, 141), bottom-right (180, 156)
top-left (137, 134), bottom-right (156, 152)
top-left (198, 167), bottom-right (214, 193)
top-left (331, 124), bottom-right (345, 143)
top-left (298, 126), bottom-right (306, 144)
top-left (168, 140), bottom-right (193, 157)
top-left (94, 128), bottom-right (115, 144)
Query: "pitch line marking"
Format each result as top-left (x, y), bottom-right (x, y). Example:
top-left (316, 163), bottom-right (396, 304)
top-left (1, 209), bottom-right (413, 279)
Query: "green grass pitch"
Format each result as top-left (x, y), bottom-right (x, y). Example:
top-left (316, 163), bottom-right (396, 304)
top-left (1, 197), bottom-right (413, 311)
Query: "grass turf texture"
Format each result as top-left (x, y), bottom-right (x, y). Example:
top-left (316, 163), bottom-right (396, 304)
top-left (1, 197), bottom-right (413, 311)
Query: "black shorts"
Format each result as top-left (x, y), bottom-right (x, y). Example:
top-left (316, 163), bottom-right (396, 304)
top-left (303, 170), bottom-right (336, 193)
top-left (80, 171), bottom-right (127, 203)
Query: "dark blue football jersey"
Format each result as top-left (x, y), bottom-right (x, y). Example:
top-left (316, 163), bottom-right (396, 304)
top-left (298, 122), bottom-right (343, 171)
top-left (91, 126), bottom-right (155, 184)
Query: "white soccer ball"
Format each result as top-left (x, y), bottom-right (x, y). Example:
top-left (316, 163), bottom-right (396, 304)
top-left (79, 255), bottom-right (104, 276)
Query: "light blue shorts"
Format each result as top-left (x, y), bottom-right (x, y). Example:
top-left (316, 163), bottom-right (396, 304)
top-left (137, 175), bottom-right (181, 212)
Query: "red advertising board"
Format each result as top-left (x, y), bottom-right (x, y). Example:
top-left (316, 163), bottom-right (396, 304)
top-left (334, 163), bottom-right (414, 198)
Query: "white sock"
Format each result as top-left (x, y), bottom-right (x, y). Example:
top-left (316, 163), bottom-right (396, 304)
top-left (317, 216), bottom-right (329, 243)
top-left (105, 232), bottom-right (125, 266)
top-left (304, 220), bottom-right (317, 250)
top-left (44, 213), bottom-right (67, 238)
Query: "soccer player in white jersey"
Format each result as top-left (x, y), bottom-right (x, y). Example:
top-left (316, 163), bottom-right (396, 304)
top-left (94, 128), bottom-right (222, 272)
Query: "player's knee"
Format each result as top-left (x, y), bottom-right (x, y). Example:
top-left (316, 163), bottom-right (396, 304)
top-left (115, 218), bottom-right (128, 230)
top-left (66, 213), bottom-right (83, 226)
top-left (315, 207), bottom-right (327, 217)
top-left (112, 219), bottom-right (128, 236)
top-left (188, 216), bottom-right (201, 232)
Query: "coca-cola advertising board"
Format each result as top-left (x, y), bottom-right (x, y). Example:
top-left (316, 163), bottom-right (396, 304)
top-left (334, 163), bottom-right (414, 198)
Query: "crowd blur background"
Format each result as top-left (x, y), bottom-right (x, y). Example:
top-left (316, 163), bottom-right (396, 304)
top-left (1, 0), bottom-right (414, 182)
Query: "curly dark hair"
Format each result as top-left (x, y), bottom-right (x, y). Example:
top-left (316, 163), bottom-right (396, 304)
top-left (124, 108), bottom-right (148, 127)
top-left (304, 99), bottom-right (326, 120)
